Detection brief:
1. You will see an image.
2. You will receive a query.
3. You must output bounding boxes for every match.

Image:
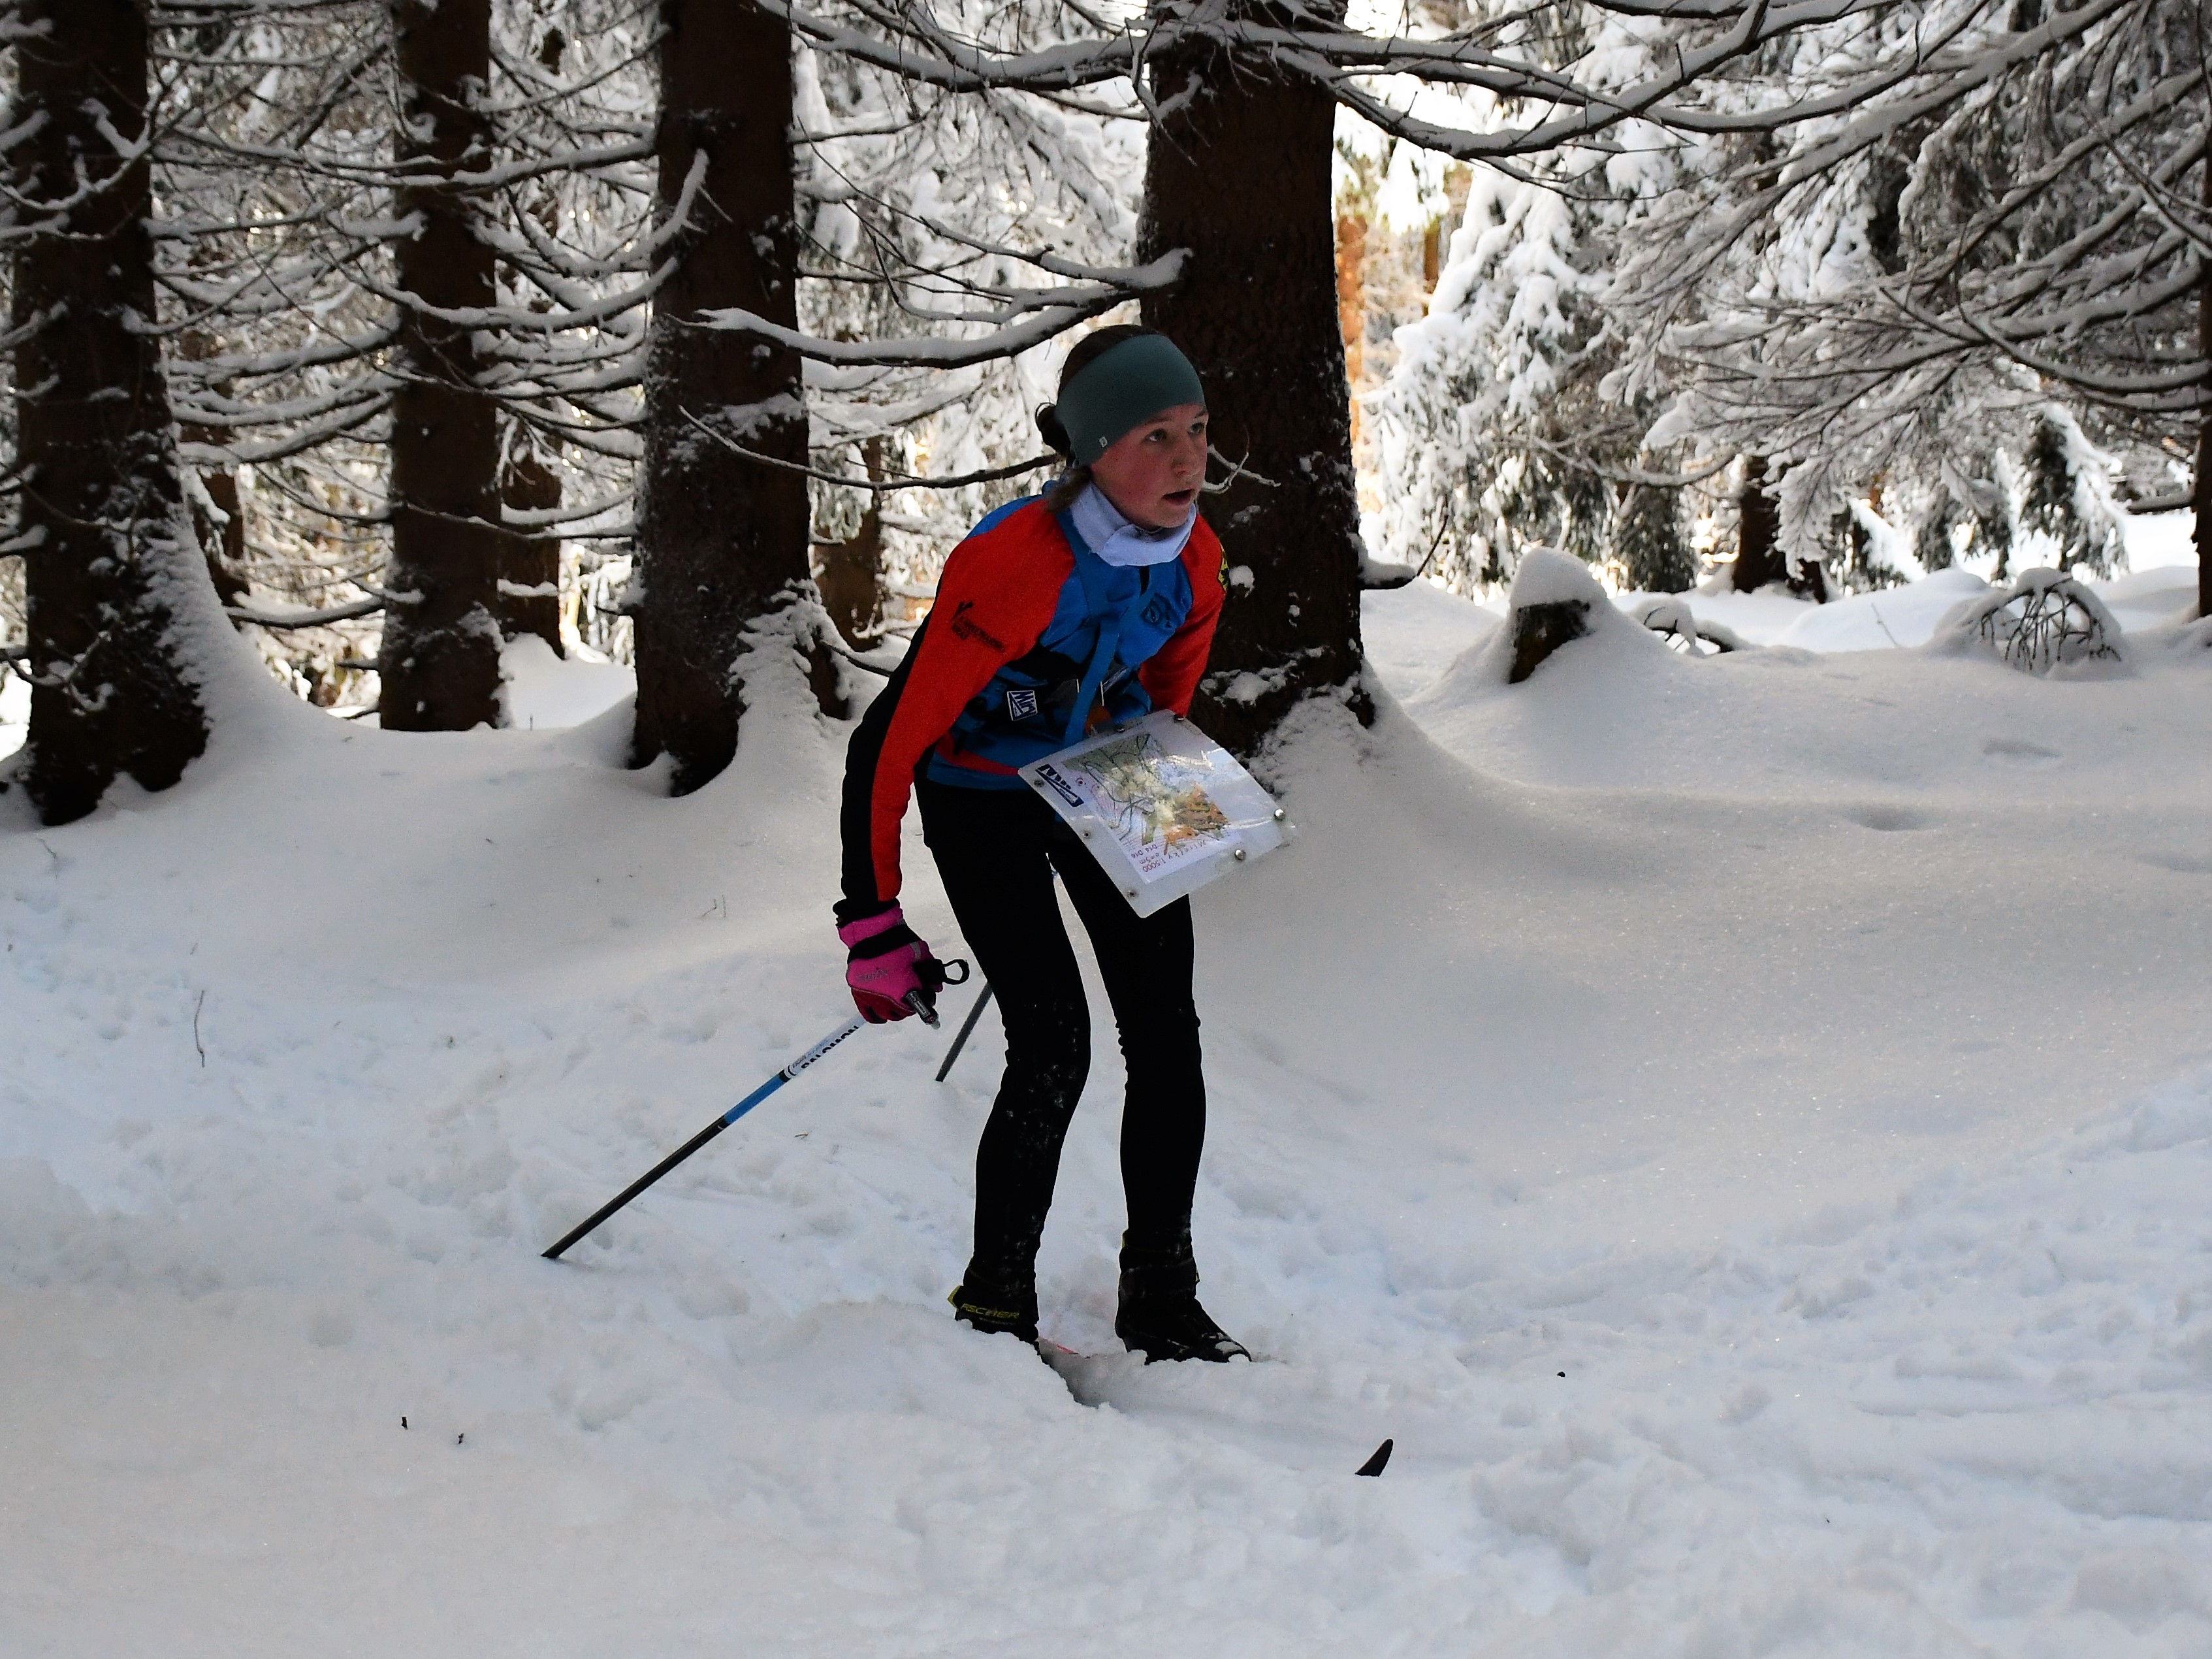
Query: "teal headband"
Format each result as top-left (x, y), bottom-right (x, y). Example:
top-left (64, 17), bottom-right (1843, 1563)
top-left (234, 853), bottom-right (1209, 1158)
top-left (1053, 334), bottom-right (1206, 464)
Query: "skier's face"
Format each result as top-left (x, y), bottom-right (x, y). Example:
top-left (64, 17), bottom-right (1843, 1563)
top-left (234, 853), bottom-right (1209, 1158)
top-left (1091, 404), bottom-right (1208, 530)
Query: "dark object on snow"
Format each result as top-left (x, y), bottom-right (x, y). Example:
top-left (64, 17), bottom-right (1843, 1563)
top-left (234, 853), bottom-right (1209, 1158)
top-left (1732, 457), bottom-right (1786, 593)
top-left (541, 1016), bottom-right (868, 1261)
top-left (1356, 1440), bottom-right (1394, 1477)
top-left (381, 0), bottom-right (506, 735)
top-left (1632, 598), bottom-right (1750, 657)
top-left (1508, 601), bottom-right (1591, 684)
top-left (1961, 572), bottom-right (2124, 674)
top-left (1115, 1239), bottom-right (1249, 1363)
top-left (935, 982), bottom-right (997, 1082)
top-left (628, 0), bottom-right (829, 792)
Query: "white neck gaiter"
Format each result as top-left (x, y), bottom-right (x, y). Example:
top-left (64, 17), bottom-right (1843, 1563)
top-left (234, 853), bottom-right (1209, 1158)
top-left (1068, 481), bottom-right (1196, 570)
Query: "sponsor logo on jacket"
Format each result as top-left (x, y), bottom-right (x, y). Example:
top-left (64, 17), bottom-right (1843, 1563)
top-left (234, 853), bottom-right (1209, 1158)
top-left (948, 600), bottom-right (1005, 651)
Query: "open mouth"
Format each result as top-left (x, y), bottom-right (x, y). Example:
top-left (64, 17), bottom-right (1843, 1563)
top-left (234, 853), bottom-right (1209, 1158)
top-left (1163, 487), bottom-right (1198, 507)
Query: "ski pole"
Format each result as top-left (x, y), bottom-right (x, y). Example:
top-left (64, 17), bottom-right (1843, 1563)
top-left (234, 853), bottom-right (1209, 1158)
top-left (934, 981), bottom-right (995, 1082)
top-left (542, 1016), bottom-right (866, 1261)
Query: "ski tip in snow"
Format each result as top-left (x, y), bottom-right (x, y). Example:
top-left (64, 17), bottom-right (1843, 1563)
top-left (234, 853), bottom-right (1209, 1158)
top-left (1356, 1438), bottom-right (1394, 1477)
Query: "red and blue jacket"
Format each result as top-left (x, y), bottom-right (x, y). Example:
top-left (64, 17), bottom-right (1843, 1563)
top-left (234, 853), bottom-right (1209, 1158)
top-left (838, 495), bottom-right (1225, 919)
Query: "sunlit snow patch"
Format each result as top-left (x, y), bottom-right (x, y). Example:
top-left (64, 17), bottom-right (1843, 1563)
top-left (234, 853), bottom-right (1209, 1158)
top-left (498, 635), bottom-right (635, 730)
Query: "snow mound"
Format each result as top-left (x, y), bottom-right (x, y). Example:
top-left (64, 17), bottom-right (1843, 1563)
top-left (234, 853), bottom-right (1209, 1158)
top-left (1441, 547), bottom-right (1663, 688)
top-left (499, 635), bottom-right (637, 730)
top-left (1507, 545), bottom-right (1612, 610)
top-left (1359, 581), bottom-right (1501, 702)
top-left (1774, 566), bottom-right (1988, 651)
top-left (1928, 568), bottom-right (2127, 676)
top-left (2093, 565), bottom-right (2199, 634)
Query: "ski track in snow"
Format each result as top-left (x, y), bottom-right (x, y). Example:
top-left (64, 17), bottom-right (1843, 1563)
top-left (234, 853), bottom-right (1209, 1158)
top-left (4, 584), bottom-right (2211, 1656)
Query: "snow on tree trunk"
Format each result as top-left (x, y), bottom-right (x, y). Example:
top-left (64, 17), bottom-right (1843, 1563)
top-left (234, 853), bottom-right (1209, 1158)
top-left (1138, 5), bottom-right (1369, 753)
top-left (10, 0), bottom-right (208, 825)
top-left (381, 0), bottom-right (505, 732)
top-left (630, 0), bottom-right (824, 793)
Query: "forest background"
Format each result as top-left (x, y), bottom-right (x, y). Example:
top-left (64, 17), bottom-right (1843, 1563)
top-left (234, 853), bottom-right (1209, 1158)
top-left (1, 0), bottom-right (2204, 824)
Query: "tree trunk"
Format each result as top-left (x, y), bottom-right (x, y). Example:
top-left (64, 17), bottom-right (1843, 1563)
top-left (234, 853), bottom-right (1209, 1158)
top-left (630, 0), bottom-right (819, 792)
top-left (10, 0), bottom-right (208, 824)
top-left (1139, 5), bottom-right (1370, 753)
top-left (2198, 387), bottom-right (2211, 624)
top-left (814, 438), bottom-right (886, 650)
top-left (1336, 210), bottom-right (1366, 449)
top-left (1732, 456), bottom-right (1787, 592)
top-left (2198, 135), bottom-right (2211, 622)
top-left (496, 429), bottom-right (564, 655)
top-left (191, 468), bottom-right (250, 611)
top-left (177, 319), bottom-right (249, 614)
top-left (380, 0), bottom-right (505, 732)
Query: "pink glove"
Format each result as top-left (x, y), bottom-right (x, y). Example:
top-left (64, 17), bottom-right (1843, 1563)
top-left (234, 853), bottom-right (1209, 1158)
top-left (839, 905), bottom-right (939, 1023)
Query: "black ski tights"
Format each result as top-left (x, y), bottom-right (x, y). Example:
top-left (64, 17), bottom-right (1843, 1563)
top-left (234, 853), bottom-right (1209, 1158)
top-left (918, 779), bottom-right (1206, 1284)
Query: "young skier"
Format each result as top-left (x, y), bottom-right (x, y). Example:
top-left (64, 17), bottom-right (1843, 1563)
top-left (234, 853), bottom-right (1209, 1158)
top-left (833, 325), bottom-right (1249, 1363)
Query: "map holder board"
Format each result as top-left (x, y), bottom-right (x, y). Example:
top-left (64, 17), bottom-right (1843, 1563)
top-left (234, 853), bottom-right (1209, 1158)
top-left (1017, 711), bottom-right (1292, 917)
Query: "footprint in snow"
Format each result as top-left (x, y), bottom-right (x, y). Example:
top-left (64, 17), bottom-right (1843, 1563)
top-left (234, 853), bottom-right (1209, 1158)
top-left (1981, 737), bottom-right (2062, 766)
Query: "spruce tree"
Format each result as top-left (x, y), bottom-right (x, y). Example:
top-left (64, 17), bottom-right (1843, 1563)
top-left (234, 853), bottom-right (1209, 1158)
top-left (10, 0), bottom-right (208, 824)
top-left (380, 0), bottom-right (506, 732)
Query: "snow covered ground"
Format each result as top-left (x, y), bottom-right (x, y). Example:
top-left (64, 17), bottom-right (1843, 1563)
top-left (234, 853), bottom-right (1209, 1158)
top-left (1360, 517), bottom-right (2204, 702)
top-left (5, 568), bottom-right (2211, 1656)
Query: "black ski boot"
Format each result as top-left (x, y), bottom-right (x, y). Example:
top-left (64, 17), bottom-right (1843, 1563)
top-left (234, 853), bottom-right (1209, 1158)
top-left (949, 1261), bottom-right (1039, 1347)
top-left (1114, 1237), bottom-right (1249, 1363)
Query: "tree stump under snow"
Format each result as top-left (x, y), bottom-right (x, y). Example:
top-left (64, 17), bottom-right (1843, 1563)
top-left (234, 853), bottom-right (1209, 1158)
top-left (1509, 600), bottom-right (1592, 683)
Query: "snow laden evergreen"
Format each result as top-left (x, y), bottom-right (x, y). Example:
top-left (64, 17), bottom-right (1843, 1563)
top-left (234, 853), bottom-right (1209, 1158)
top-left (1371, 161), bottom-right (1699, 596)
top-left (790, 19), bottom-right (1147, 619)
top-left (1619, 0), bottom-right (2194, 591)
top-left (136, 1), bottom-right (662, 707)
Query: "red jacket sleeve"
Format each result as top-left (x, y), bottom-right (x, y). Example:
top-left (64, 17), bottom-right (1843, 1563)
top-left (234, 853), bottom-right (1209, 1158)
top-left (837, 506), bottom-right (1070, 916)
top-left (1137, 516), bottom-right (1225, 717)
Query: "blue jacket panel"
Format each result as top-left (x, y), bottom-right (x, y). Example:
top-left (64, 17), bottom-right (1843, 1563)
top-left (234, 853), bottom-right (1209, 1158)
top-left (926, 500), bottom-right (1197, 787)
